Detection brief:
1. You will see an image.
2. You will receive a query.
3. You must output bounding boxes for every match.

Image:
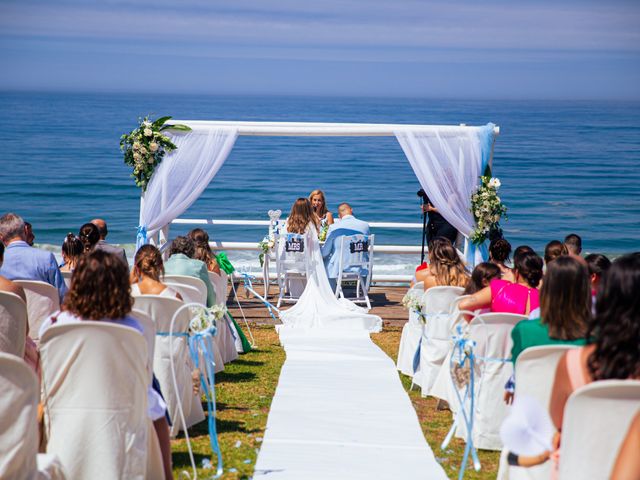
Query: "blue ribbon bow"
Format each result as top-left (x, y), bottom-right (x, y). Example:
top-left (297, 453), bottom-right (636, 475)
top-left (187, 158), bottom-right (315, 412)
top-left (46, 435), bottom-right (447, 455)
top-left (136, 225), bottom-right (147, 251)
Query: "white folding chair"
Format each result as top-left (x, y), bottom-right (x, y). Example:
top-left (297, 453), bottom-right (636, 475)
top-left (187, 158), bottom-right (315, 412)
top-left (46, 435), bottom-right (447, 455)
top-left (39, 322), bottom-right (151, 479)
top-left (559, 380), bottom-right (640, 480)
top-left (413, 286), bottom-right (465, 393)
top-left (13, 280), bottom-right (60, 342)
top-left (163, 274), bottom-right (208, 305)
top-left (131, 308), bottom-right (157, 382)
top-left (61, 271), bottom-right (72, 288)
top-left (496, 345), bottom-right (577, 480)
top-left (275, 233), bottom-right (310, 308)
top-left (165, 282), bottom-right (205, 305)
top-left (334, 234), bottom-right (375, 309)
top-left (133, 295), bottom-right (206, 436)
top-left (452, 313), bottom-right (527, 451)
top-left (0, 291), bottom-right (28, 357)
top-left (0, 353), bottom-right (67, 480)
top-left (397, 282), bottom-right (425, 376)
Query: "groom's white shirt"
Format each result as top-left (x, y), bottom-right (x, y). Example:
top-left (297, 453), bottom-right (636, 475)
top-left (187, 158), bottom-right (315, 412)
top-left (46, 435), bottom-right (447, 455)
top-left (321, 214), bottom-right (370, 279)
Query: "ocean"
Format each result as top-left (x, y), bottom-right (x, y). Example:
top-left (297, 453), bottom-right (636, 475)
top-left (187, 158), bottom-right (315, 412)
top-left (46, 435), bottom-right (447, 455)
top-left (1, 92), bottom-right (639, 274)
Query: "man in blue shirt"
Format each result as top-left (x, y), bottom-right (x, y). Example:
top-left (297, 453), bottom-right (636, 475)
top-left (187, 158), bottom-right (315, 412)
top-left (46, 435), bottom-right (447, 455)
top-left (321, 203), bottom-right (370, 289)
top-left (0, 213), bottom-right (67, 302)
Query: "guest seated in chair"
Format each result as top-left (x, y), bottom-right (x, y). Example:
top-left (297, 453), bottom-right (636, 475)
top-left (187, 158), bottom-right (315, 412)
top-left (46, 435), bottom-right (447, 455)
top-left (164, 236), bottom-right (216, 307)
top-left (78, 222), bottom-right (101, 253)
top-left (489, 238), bottom-right (514, 282)
top-left (321, 202), bottom-right (370, 290)
top-left (59, 233), bottom-right (83, 273)
top-left (415, 237), bottom-right (469, 291)
top-left (0, 213), bottom-right (67, 302)
top-left (459, 249), bottom-right (542, 317)
top-left (39, 250), bottom-right (174, 479)
top-left (91, 218), bottom-right (128, 267)
top-left (188, 228), bottom-right (221, 274)
top-left (463, 262), bottom-right (501, 295)
top-left (130, 245), bottom-right (182, 300)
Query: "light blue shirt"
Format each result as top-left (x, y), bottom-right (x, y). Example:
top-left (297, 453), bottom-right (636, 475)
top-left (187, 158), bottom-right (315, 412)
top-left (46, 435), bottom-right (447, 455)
top-left (321, 215), bottom-right (370, 279)
top-left (164, 253), bottom-right (216, 307)
top-left (0, 241), bottom-right (67, 302)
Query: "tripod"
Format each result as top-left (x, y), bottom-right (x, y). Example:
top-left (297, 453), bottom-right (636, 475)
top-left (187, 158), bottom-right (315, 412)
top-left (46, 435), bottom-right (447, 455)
top-left (417, 189), bottom-right (428, 264)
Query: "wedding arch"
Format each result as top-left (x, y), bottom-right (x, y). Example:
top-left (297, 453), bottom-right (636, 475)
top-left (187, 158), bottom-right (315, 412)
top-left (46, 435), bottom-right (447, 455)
top-left (135, 120), bottom-right (499, 265)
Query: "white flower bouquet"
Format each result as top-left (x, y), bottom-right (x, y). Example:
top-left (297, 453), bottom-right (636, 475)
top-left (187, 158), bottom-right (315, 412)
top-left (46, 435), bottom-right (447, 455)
top-left (402, 291), bottom-right (427, 324)
top-left (120, 116), bottom-right (191, 191)
top-left (469, 176), bottom-right (508, 245)
top-left (258, 234), bottom-right (276, 267)
top-left (189, 305), bottom-right (227, 333)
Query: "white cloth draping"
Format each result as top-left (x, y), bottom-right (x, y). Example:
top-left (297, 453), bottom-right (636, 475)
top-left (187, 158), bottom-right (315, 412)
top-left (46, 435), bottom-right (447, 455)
top-left (137, 127), bottom-right (238, 248)
top-left (395, 125), bottom-right (494, 265)
top-left (278, 225), bottom-right (382, 333)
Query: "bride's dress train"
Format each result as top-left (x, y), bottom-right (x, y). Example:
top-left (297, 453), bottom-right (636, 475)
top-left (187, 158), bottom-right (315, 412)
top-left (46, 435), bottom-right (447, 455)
top-left (278, 226), bottom-right (382, 333)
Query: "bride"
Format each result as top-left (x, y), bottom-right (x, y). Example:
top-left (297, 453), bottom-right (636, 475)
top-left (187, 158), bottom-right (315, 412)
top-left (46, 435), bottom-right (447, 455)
top-left (279, 198), bottom-right (382, 333)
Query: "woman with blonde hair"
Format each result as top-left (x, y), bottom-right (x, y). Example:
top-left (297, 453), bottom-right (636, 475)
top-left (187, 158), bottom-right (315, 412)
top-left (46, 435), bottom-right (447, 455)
top-left (130, 245), bottom-right (182, 300)
top-left (417, 237), bottom-right (469, 290)
top-left (308, 189), bottom-right (334, 229)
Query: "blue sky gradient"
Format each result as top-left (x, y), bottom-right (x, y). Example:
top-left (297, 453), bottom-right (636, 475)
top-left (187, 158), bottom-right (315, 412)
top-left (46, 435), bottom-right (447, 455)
top-left (1, 0), bottom-right (639, 99)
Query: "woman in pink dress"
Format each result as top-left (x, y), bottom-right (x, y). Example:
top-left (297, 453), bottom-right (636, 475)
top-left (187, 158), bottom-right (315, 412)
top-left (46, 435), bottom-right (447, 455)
top-left (459, 249), bottom-right (543, 316)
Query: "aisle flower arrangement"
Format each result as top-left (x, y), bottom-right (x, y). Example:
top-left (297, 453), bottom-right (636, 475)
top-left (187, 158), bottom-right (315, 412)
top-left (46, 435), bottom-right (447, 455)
top-left (401, 291), bottom-right (426, 324)
top-left (190, 304), bottom-right (227, 333)
top-left (258, 234), bottom-right (275, 267)
top-left (120, 115), bottom-right (191, 191)
top-left (469, 176), bottom-right (508, 245)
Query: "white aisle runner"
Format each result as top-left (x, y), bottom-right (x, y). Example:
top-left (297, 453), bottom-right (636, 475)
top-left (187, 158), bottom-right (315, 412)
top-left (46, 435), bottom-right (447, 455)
top-left (253, 327), bottom-right (448, 479)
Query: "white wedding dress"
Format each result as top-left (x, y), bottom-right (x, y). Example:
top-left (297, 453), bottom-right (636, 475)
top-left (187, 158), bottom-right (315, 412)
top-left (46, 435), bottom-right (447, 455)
top-left (278, 224), bottom-right (382, 333)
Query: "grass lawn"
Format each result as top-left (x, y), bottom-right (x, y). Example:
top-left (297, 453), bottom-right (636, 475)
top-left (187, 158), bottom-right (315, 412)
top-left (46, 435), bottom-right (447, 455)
top-left (171, 324), bottom-right (499, 479)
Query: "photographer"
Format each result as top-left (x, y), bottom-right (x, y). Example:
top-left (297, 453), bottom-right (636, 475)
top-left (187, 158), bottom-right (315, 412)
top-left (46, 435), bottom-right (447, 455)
top-left (418, 190), bottom-right (458, 244)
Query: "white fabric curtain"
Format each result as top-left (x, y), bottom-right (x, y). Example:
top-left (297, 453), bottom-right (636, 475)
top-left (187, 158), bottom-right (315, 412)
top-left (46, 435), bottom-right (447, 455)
top-left (395, 126), bottom-right (493, 264)
top-left (137, 127), bottom-right (238, 248)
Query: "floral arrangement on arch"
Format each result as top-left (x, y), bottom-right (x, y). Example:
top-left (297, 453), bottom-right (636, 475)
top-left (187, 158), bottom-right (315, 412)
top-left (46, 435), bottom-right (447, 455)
top-left (120, 116), bottom-right (191, 191)
top-left (401, 291), bottom-right (427, 325)
top-left (469, 176), bottom-right (507, 245)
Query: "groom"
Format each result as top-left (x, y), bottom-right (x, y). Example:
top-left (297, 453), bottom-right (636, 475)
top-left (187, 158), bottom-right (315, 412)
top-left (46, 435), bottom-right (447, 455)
top-left (321, 203), bottom-right (370, 290)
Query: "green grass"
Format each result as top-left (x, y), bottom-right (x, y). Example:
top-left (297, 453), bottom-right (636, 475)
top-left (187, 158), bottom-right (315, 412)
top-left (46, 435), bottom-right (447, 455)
top-left (171, 324), bottom-right (498, 479)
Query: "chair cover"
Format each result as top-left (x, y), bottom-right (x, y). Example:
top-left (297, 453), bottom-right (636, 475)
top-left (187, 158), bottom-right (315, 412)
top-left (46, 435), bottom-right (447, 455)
top-left (496, 345), bottom-right (576, 480)
top-left (165, 282), bottom-right (206, 305)
top-left (454, 313), bottom-right (526, 451)
top-left (13, 280), bottom-right (60, 342)
top-left (0, 291), bottom-right (27, 357)
top-left (275, 233), bottom-right (310, 307)
top-left (164, 275), bottom-right (208, 304)
top-left (0, 353), bottom-right (67, 480)
top-left (39, 322), bottom-right (150, 479)
top-left (208, 270), bottom-right (243, 355)
top-left (335, 234), bottom-right (375, 309)
top-left (132, 295), bottom-right (206, 436)
top-left (559, 380), bottom-right (640, 480)
top-left (61, 271), bottom-right (72, 288)
top-left (131, 309), bottom-right (157, 382)
top-left (414, 286), bottom-right (465, 393)
top-left (396, 282), bottom-right (424, 376)
top-left (208, 271), bottom-right (229, 304)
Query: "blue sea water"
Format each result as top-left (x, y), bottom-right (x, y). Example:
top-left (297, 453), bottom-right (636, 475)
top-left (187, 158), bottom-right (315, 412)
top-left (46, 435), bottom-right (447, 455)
top-left (0, 92), bottom-right (639, 272)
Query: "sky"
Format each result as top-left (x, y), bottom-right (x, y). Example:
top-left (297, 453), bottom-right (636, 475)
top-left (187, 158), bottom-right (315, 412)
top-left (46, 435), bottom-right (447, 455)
top-left (1, 0), bottom-right (639, 99)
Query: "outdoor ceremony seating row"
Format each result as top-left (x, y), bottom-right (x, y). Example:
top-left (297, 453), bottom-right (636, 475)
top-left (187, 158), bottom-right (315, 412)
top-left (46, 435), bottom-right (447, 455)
top-left (0, 352), bottom-right (67, 480)
top-left (13, 280), bottom-right (60, 343)
top-left (0, 291), bottom-right (27, 358)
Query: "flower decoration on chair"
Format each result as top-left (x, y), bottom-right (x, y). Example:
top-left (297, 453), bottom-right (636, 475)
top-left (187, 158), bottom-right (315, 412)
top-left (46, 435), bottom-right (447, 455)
top-left (258, 234), bottom-right (275, 267)
top-left (189, 305), bottom-right (226, 333)
top-left (120, 115), bottom-right (191, 191)
top-left (469, 176), bottom-right (508, 245)
top-left (402, 291), bottom-right (427, 325)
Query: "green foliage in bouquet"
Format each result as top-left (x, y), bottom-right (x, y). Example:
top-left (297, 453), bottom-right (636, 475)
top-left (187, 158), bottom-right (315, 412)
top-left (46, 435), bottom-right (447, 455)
top-left (470, 176), bottom-right (508, 245)
top-left (120, 116), bottom-right (191, 191)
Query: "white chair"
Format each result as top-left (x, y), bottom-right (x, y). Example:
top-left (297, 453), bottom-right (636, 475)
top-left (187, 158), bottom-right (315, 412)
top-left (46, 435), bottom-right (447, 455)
top-left (0, 353), bottom-right (67, 480)
top-left (334, 234), bottom-right (375, 309)
top-left (164, 274), bottom-right (208, 305)
top-left (559, 380), bottom-right (640, 480)
top-left (208, 270), bottom-right (230, 305)
top-left (497, 345), bottom-right (577, 480)
top-left (165, 282), bottom-right (205, 305)
top-left (275, 233), bottom-right (310, 308)
top-left (39, 322), bottom-right (151, 479)
top-left (0, 291), bottom-right (27, 357)
top-left (61, 271), bottom-right (72, 288)
top-left (133, 295), bottom-right (206, 437)
top-left (396, 282), bottom-right (425, 376)
top-left (452, 313), bottom-right (526, 451)
top-left (413, 287), bottom-right (465, 393)
top-left (209, 271), bottom-right (246, 355)
top-left (131, 308), bottom-right (157, 381)
top-left (13, 280), bottom-right (60, 342)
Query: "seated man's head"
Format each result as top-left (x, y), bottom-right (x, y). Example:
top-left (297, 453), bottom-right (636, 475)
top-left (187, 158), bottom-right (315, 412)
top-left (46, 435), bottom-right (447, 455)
top-left (169, 236), bottom-right (196, 258)
top-left (0, 213), bottom-right (28, 246)
top-left (91, 218), bottom-right (108, 240)
top-left (337, 203), bottom-right (353, 219)
top-left (564, 233), bottom-right (582, 256)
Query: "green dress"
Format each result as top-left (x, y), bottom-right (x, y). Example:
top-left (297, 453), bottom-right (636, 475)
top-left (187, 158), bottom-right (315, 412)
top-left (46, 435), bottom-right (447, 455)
top-left (510, 317), bottom-right (587, 363)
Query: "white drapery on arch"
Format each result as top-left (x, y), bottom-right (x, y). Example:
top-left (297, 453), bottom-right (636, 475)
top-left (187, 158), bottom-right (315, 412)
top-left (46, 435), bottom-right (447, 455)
top-left (135, 121), bottom-right (497, 265)
top-left (136, 127), bottom-right (238, 249)
top-left (395, 123), bottom-right (495, 264)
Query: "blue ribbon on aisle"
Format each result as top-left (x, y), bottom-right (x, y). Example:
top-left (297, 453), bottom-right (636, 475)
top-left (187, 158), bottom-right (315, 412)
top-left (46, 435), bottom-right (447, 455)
top-left (187, 326), bottom-right (224, 478)
top-left (240, 272), bottom-right (280, 321)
